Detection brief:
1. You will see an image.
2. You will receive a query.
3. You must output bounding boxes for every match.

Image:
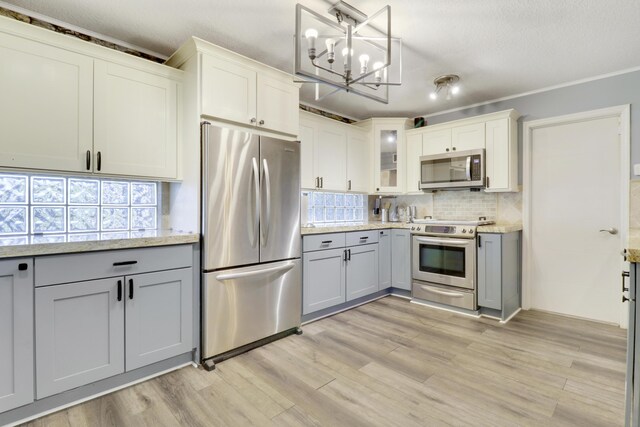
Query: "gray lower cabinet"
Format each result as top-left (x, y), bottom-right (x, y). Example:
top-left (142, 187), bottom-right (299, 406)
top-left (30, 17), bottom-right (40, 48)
top-left (346, 244), bottom-right (379, 301)
top-left (378, 230), bottom-right (391, 290)
top-left (0, 259), bottom-right (34, 413)
top-left (35, 278), bottom-right (125, 399)
top-left (391, 229), bottom-right (411, 290)
top-left (477, 232), bottom-right (521, 318)
top-left (34, 246), bottom-right (194, 399)
top-left (303, 247), bottom-right (346, 315)
top-left (125, 268), bottom-right (193, 371)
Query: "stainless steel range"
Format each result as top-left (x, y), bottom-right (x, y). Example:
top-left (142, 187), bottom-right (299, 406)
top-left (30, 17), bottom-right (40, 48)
top-left (410, 219), bottom-right (493, 311)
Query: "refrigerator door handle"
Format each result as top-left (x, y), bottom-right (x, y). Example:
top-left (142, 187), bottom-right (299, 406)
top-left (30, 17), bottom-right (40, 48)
top-left (261, 158), bottom-right (271, 246)
top-left (252, 157), bottom-right (260, 247)
top-left (215, 262), bottom-right (295, 281)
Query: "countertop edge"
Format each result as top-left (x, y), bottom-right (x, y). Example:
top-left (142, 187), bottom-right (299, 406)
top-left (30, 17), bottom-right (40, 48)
top-left (0, 234), bottom-right (200, 259)
top-left (301, 222), bottom-right (409, 235)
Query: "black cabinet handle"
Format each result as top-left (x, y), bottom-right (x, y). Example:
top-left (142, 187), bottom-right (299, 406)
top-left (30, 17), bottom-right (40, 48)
top-left (86, 150), bottom-right (91, 170)
top-left (321, 240), bottom-right (333, 244)
top-left (347, 249), bottom-right (351, 260)
top-left (343, 249), bottom-right (347, 262)
top-left (380, 231), bottom-right (383, 235)
top-left (320, 177), bottom-right (323, 188)
top-left (129, 279), bottom-right (134, 300)
top-left (622, 271), bottom-right (630, 292)
top-left (623, 295), bottom-right (634, 303)
top-left (113, 260), bottom-right (138, 266)
top-left (360, 237), bottom-right (369, 240)
top-left (18, 263), bottom-right (28, 271)
top-left (97, 151), bottom-right (102, 171)
top-left (478, 235), bottom-right (482, 248)
top-left (117, 280), bottom-right (122, 301)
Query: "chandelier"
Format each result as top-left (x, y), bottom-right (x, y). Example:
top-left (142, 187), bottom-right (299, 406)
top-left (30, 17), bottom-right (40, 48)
top-left (294, 1), bottom-right (402, 104)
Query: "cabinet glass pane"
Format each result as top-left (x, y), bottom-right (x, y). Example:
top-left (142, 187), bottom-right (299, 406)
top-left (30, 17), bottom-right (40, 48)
top-left (379, 130), bottom-right (398, 188)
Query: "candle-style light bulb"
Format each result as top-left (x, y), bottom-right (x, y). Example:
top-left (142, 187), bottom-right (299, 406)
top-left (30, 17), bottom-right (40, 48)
top-left (325, 38), bottom-right (336, 64)
top-left (373, 61), bottom-right (384, 86)
top-left (359, 54), bottom-right (370, 75)
top-left (304, 28), bottom-right (318, 60)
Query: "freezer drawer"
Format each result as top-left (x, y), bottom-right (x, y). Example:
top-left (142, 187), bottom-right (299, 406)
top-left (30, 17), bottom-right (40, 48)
top-left (203, 259), bottom-right (301, 359)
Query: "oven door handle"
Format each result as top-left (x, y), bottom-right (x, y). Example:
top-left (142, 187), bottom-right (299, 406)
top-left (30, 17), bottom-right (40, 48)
top-left (418, 285), bottom-right (465, 298)
top-left (414, 237), bottom-right (471, 246)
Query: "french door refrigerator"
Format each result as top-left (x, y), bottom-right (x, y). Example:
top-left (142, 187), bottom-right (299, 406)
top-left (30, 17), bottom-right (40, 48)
top-left (201, 122), bottom-right (301, 369)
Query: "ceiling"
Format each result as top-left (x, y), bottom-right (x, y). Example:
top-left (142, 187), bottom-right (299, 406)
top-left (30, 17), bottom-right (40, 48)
top-left (3, 0), bottom-right (640, 120)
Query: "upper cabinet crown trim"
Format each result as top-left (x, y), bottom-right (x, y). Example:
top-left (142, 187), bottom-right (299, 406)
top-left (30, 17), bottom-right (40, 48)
top-left (166, 37), bottom-right (299, 86)
top-left (406, 109), bottom-right (520, 135)
top-left (0, 15), bottom-right (182, 80)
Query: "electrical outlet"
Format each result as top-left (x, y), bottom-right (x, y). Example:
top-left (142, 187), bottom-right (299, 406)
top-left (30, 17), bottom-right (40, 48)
top-left (634, 164), bottom-right (640, 176)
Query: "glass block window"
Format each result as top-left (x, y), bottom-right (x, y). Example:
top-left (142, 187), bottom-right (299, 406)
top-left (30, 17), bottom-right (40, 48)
top-left (306, 191), bottom-right (365, 224)
top-left (0, 173), bottom-right (158, 237)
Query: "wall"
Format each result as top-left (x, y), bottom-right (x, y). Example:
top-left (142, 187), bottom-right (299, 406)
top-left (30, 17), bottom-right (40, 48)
top-left (422, 69), bottom-right (640, 181)
top-left (368, 190), bottom-right (522, 224)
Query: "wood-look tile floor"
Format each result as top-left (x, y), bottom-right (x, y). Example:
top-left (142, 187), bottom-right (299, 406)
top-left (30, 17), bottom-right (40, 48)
top-left (24, 296), bottom-right (627, 427)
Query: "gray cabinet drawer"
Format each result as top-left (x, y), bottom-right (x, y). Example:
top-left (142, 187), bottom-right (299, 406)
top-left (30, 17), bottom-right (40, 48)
top-left (413, 282), bottom-right (476, 311)
top-left (35, 245), bottom-right (192, 287)
top-left (346, 230), bottom-right (379, 246)
top-left (303, 233), bottom-right (346, 252)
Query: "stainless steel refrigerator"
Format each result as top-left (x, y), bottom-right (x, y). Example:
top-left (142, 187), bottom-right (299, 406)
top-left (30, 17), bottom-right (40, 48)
top-left (200, 122), bottom-right (301, 370)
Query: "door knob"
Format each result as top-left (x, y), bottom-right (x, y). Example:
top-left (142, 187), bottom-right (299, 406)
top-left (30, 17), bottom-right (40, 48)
top-left (599, 228), bottom-right (618, 235)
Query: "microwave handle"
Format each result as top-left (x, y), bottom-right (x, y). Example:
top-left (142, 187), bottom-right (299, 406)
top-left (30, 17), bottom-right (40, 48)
top-left (466, 156), bottom-right (471, 181)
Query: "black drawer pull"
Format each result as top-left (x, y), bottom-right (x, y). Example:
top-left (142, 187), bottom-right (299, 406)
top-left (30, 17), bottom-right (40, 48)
top-left (129, 279), bottom-right (134, 300)
top-left (360, 236), bottom-right (369, 240)
top-left (18, 263), bottom-right (28, 271)
top-left (113, 260), bottom-right (138, 266)
top-left (321, 240), bottom-right (333, 244)
top-left (117, 280), bottom-right (122, 301)
top-left (347, 249), bottom-right (351, 260)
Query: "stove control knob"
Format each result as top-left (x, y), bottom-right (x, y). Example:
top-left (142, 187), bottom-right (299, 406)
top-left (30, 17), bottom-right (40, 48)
top-left (461, 229), bottom-right (467, 233)
top-left (469, 229), bottom-right (474, 234)
top-left (417, 227), bottom-right (421, 231)
top-left (411, 227), bottom-right (415, 231)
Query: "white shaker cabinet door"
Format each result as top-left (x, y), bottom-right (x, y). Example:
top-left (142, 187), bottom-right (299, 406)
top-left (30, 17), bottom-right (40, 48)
top-left (406, 133), bottom-right (424, 194)
top-left (299, 119), bottom-right (317, 189)
top-left (0, 32), bottom-right (93, 172)
top-left (257, 74), bottom-right (299, 136)
top-left (201, 54), bottom-right (257, 126)
top-left (93, 60), bottom-right (178, 179)
top-left (346, 127), bottom-right (370, 193)
top-left (422, 128), bottom-right (452, 156)
top-left (451, 122), bottom-right (485, 152)
top-left (316, 124), bottom-right (347, 192)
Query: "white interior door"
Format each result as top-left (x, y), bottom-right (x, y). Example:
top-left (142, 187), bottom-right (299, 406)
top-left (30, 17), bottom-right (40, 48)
top-left (529, 115), bottom-right (622, 324)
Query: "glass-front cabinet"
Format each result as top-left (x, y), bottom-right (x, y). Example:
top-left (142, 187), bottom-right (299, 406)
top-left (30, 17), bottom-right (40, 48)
top-left (357, 118), bottom-right (407, 194)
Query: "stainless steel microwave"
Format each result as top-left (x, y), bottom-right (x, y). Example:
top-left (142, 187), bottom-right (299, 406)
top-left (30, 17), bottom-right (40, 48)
top-left (419, 149), bottom-right (485, 190)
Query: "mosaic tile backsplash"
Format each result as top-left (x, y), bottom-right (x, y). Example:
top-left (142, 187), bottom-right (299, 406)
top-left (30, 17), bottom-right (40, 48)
top-left (0, 173), bottom-right (158, 236)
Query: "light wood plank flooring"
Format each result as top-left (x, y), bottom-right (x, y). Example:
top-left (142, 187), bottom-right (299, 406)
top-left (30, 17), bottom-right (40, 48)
top-left (23, 296), bottom-right (627, 426)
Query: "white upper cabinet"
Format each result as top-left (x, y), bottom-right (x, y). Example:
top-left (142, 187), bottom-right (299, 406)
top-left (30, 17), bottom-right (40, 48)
top-left (409, 109), bottom-right (519, 193)
top-left (169, 38), bottom-right (299, 137)
top-left (451, 122), bottom-right (485, 152)
top-left (257, 74), bottom-right (299, 136)
top-left (0, 31), bottom-right (93, 173)
top-left (201, 54), bottom-right (257, 127)
top-left (346, 128), bottom-right (369, 193)
top-left (316, 124), bottom-right (347, 192)
top-left (299, 111), bottom-right (369, 193)
top-left (357, 118), bottom-right (407, 194)
top-left (422, 128), bottom-right (452, 156)
top-left (0, 16), bottom-right (183, 180)
top-left (406, 133), bottom-right (423, 194)
top-left (94, 61), bottom-right (178, 179)
top-left (485, 117), bottom-right (518, 192)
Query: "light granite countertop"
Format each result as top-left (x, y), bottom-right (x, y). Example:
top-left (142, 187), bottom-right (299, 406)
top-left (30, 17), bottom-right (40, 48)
top-left (628, 228), bottom-right (640, 263)
top-left (301, 221), bottom-right (410, 235)
top-left (477, 223), bottom-right (523, 234)
top-left (0, 230), bottom-right (199, 259)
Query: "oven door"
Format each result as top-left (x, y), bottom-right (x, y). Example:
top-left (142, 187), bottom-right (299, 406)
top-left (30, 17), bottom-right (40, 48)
top-left (412, 235), bottom-right (475, 290)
